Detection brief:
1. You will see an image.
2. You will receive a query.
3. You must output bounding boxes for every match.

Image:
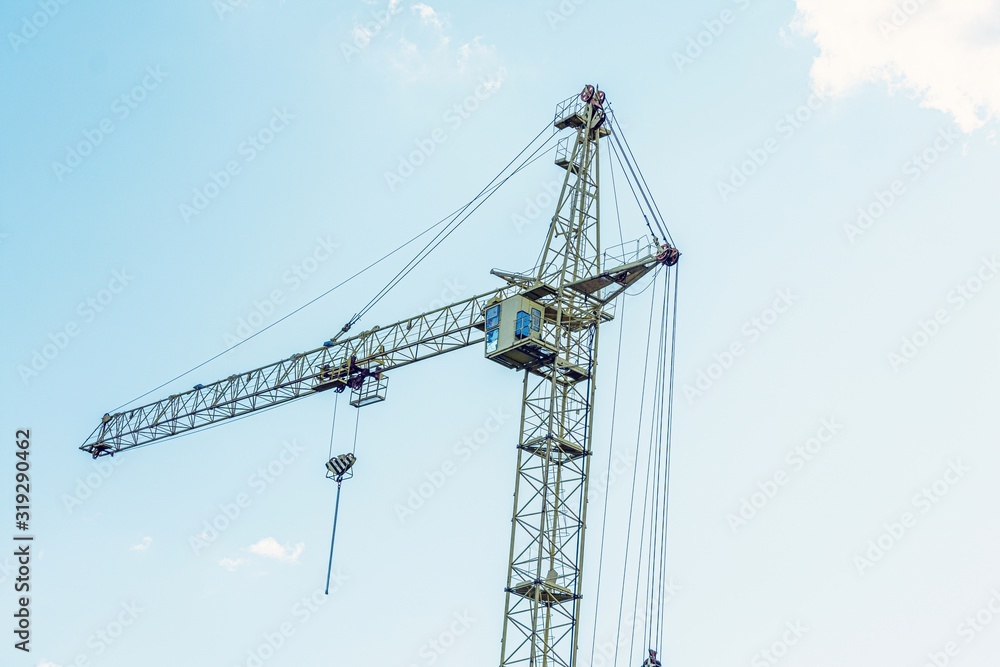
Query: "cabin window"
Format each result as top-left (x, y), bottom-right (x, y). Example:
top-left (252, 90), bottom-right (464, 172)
top-left (515, 311), bottom-right (531, 339)
top-left (486, 305), bottom-right (500, 330)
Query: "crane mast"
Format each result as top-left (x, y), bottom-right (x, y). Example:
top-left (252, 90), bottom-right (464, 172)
top-left (79, 85), bottom-right (679, 667)
top-left (499, 86), bottom-right (608, 667)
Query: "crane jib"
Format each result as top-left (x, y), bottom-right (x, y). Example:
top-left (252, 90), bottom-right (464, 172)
top-left (80, 246), bottom-right (672, 459)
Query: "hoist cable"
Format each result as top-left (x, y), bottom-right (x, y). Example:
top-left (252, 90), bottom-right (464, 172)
top-left (609, 122), bottom-right (666, 242)
top-left (616, 112), bottom-right (674, 247)
top-left (325, 398), bottom-right (364, 596)
top-left (327, 392), bottom-right (340, 460)
top-left (650, 269), bottom-right (672, 649)
top-left (351, 405), bottom-right (361, 455)
top-left (587, 289), bottom-right (628, 663)
top-left (349, 120), bottom-right (559, 327)
top-left (612, 275), bottom-right (659, 667)
top-left (607, 105), bottom-right (673, 245)
top-left (644, 270), bottom-right (670, 651)
top-left (107, 121), bottom-right (555, 415)
top-left (637, 265), bottom-right (680, 654)
top-left (608, 139), bottom-right (660, 243)
top-left (609, 128), bottom-right (625, 246)
top-left (629, 335), bottom-right (660, 667)
top-left (624, 268), bottom-right (661, 297)
top-left (324, 481), bottom-right (345, 596)
top-left (656, 265), bottom-right (680, 648)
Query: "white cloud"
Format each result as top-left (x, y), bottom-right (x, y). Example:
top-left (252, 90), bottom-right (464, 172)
top-left (412, 3), bottom-right (446, 31)
top-left (350, 0), bottom-right (404, 49)
top-left (456, 37), bottom-right (499, 76)
top-left (792, 0), bottom-right (1000, 131)
top-left (218, 557), bottom-right (248, 572)
top-left (248, 537), bottom-right (304, 563)
top-left (129, 536), bottom-right (152, 552)
top-left (343, 2), bottom-right (502, 84)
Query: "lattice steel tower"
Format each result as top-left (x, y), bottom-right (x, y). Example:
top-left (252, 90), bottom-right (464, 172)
top-left (495, 84), bottom-right (610, 667)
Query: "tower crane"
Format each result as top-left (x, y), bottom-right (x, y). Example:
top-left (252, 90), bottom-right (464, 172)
top-left (80, 85), bottom-right (680, 667)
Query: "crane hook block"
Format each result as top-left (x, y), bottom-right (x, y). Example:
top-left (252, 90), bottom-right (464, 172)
top-left (326, 452), bottom-right (357, 482)
top-left (642, 649), bottom-right (662, 667)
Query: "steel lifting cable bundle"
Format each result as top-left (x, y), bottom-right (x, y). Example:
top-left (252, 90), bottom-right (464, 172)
top-left (582, 102), bottom-right (680, 667)
top-left (587, 263), bottom-right (679, 667)
top-left (607, 271), bottom-right (659, 667)
top-left (626, 267), bottom-right (678, 666)
top-left (646, 267), bottom-right (678, 654)
top-left (106, 117), bottom-right (560, 417)
top-left (340, 120), bottom-right (560, 334)
top-left (606, 105), bottom-right (673, 247)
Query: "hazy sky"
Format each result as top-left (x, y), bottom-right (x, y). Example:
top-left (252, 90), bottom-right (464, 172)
top-left (3, 1), bottom-right (999, 666)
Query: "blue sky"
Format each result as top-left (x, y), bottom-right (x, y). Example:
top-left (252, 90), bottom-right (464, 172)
top-left (2, 1), bottom-right (1000, 666)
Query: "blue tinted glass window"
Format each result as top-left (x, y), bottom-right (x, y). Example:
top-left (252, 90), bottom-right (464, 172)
top-left (486, 305), bottom-right (500, 330)
top-left (486, 328), bottom-right (499, 353)
top-left (531, 308), bottom-right (541, 331)
top-left (515, 311), bottom-right (531, 339)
